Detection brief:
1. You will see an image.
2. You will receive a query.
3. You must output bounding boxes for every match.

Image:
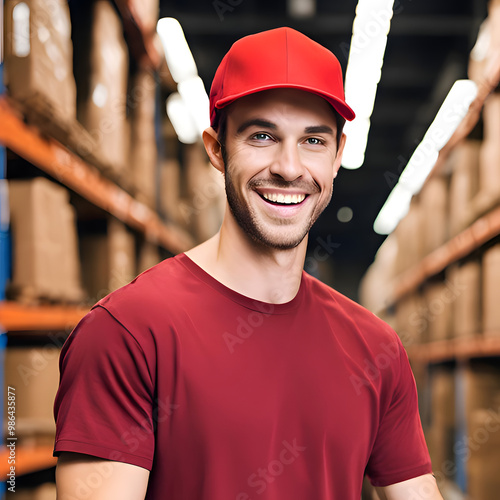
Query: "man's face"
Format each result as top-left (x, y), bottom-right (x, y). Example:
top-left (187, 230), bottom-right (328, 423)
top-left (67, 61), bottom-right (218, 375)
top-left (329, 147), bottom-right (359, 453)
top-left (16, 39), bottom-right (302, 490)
top-left (222, 88), bottom-right (345, 250)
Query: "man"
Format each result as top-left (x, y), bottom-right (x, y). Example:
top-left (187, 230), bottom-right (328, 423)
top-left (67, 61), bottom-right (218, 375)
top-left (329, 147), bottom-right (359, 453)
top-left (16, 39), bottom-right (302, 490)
top-left (54, 27), bottom-right (443, 500)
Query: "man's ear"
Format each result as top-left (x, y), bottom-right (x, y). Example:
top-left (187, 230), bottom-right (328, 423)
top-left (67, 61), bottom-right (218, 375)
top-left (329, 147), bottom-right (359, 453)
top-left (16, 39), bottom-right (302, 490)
top-left (332, 132), bottom-right (347, 179)
top-left (203, 127), bottom-right (225, 174)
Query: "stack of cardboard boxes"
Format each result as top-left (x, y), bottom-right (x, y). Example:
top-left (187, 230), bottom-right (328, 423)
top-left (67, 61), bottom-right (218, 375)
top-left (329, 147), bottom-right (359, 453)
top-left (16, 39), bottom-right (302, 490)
top-left (76, 0), bottom-right (130, 185)
top-left (4, 0), bottom-right (76, 125)
top-left (1, 1), bottom-right (223, 497)
top-left (8, 178), bottom-right (83, 303)
top-left (360, 2), bottom-right (500, 497)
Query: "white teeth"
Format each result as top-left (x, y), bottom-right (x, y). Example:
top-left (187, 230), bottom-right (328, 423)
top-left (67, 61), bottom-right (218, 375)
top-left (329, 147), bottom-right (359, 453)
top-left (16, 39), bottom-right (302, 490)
top-left (262, 193), bottom-right (306, 204)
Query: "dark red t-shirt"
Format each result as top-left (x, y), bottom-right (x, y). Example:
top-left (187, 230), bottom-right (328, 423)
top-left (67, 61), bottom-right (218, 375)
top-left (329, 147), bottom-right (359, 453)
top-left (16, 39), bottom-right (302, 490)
top-left (54, 254), bottom-right (431, 499)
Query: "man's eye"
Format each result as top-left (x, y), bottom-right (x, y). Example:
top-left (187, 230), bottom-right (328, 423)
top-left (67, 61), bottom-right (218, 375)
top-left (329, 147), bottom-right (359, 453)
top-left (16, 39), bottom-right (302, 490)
top-left (306, 137), bottom-right (322, 145)
top-left (252, 133), bottom-right (272, 141)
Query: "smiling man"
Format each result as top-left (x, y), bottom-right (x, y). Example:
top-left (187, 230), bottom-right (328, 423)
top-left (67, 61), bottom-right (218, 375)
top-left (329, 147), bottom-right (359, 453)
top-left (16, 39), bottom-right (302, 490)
top-left (54, 28), bottom-right (443, 500)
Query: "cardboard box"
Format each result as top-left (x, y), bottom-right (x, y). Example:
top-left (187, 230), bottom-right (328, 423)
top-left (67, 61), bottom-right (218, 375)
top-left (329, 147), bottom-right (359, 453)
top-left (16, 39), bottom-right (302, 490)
top-left (448, 140), bottom-right (481, 236)
top-left (4, 0), bottom-right (76, 123)
top-left (359, 233), bottom-right (398, 314)
top-left (467, 407), bottom-right (500, 500)
top-left (465, 360), bottom-right (500, 420)
top-left (182, 143), bottom-right (224, 242)
top-left (76, 0), bottom-right (129, 179)
top-left (80, 217), bottom-right (136, 301)
top-left (8, 178), bottom-right (83, 302)
top-left (448, 261), bottom-right (482, 339)
top-left (419, 175), bottom-right (448, 256)
top-left (159, 158), bottom-right (181, 223)
top-left (427, 367), bottom-right (455, 474)
top-left (395, 292), bottom-right (424, 346)
top-left (393, 199), bottom-right (423, 275)
top-left (137, 240), bottom-right (161, 275)
top-left (130, 68), bottom-right (158, 209)
top-left (479, 139), bottom-right (500, 198)
top-left (423, 281), bottom-right (452, 342)
top-left (482, 244), bottom-right (500, 335)
top-left (4, 347), bottom-right (61, 439)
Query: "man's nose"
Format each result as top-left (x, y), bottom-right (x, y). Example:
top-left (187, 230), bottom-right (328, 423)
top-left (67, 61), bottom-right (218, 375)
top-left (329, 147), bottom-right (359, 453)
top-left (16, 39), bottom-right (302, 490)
top-left (269, 141), bottom-right (305, 182)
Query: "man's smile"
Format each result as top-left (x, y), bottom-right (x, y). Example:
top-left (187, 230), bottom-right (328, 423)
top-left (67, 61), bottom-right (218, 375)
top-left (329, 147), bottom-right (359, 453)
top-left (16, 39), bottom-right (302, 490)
top-left (260, 192), bottom-right (307, 205)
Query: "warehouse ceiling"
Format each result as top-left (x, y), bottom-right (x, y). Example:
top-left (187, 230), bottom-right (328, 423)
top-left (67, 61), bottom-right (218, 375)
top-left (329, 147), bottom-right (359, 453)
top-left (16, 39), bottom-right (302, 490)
top-left (159, 0), bottom-right (488, 300)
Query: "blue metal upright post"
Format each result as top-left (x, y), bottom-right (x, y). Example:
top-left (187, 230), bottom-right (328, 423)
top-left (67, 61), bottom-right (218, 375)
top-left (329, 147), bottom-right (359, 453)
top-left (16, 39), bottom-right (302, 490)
top-left (1, 8), bottom-right (10, 497)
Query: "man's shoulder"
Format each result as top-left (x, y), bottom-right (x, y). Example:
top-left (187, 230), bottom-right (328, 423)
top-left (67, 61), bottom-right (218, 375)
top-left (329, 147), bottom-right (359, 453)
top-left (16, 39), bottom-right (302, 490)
top-left (303, 271), bottom-right (398, 342)
top-left (95, 254), bottom-right (194, 318)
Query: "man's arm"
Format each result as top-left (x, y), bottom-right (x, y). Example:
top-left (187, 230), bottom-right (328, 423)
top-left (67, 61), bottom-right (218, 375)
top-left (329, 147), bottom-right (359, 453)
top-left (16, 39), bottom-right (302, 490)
top-left (56, 452), bottom-right (150, 500)
top-left (376, 473), bottom-right (444, 500)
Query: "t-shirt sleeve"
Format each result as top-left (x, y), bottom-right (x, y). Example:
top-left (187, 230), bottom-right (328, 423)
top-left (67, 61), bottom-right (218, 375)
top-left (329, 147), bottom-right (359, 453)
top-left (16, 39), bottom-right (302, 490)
top-left (365, 341), bottom-right (432, 487)
top-left (53, 305), bottom-right (155, 470)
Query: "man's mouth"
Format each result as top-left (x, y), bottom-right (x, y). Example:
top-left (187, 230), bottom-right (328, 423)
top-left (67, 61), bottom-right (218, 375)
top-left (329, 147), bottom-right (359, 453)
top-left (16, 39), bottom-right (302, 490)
top-left (260, 192), bottom-right (307, 205)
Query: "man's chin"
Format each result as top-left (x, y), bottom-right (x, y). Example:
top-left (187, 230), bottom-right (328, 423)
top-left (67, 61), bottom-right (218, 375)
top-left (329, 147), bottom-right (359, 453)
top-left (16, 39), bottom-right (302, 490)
top-left (246, 226), bottom-right (309, 251)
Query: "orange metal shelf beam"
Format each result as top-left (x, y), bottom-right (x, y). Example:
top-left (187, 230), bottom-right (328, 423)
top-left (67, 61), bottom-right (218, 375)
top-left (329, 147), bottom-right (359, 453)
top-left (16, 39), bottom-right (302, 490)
top-left (0, 98), bottom-right (194, 254)
top-left (391, 204), bottom-right (500, 302)
top-left (0, 301), bottom-right (88, 332)
top-left (407, 336), bottom-right (500, 364)
top-left (1, 445), bottom-right (56, 480)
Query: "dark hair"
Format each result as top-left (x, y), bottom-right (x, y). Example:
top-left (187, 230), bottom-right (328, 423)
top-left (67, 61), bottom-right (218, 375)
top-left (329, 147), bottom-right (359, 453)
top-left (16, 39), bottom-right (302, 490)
top-left (216, 105), bottom-right (345, 156)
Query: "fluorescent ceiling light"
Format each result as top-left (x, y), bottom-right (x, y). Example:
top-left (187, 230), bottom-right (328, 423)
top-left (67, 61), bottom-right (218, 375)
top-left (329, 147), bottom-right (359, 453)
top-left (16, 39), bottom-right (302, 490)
top-left (157, 18), bottom-right (197, 83)
top-left (177, 76), bottom-right (210, 136)
top-left (158, 18), bottom-right (211, 142)
top-left (423, 79), bottom-right (478, 150)
top-left (342, 0), bottom-right (395, 170)
top-left (166, 93), bottom-right (199, 144)
top-left (373, 79), bottom-right (478, 235)
top-left (341, 117), bottom-right (370, 169)
top-left (470, 19), bottom-right (490, 62)
top-left (373, 184), bottom-right (412, 235)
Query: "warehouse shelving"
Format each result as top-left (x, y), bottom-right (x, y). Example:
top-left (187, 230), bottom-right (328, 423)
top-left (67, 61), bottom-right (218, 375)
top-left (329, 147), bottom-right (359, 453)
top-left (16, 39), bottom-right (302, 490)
top-left (0, 302), bottom-right (88, 332)
top-left (429, 51), bottom-right (500, 180)
top-left (0, 2), bottom-right (188, 492)
top-left (386, 50), bottom-right (500, 308)
top-left (407, 336), bottom-right (500, 364)
top-left (0, 97), bottom-right (194, 254)
top-left (368, 28), bottom-right (500, 500)
top-left (391, 203), bottom-right (500, 303)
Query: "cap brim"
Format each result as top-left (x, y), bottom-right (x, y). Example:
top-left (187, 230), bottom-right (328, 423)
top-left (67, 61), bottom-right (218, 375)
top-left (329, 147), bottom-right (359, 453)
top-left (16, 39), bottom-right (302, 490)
top-left (215, 83), bottom-right (355, 121)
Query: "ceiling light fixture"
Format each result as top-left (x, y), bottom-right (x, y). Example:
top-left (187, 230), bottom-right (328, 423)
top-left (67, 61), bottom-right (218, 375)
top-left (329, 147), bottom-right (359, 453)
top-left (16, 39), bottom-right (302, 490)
top-left (341, 0), bottom-right (396, 170)
top-left (373, 79), bottom-right (478, 235)
top-left (157, 17), bottom-right (210, 143)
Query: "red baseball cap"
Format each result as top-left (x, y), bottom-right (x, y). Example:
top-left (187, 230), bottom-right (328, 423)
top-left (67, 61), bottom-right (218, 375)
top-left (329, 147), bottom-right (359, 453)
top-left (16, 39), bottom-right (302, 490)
top-left (209, 27), bottom-right (355, 129)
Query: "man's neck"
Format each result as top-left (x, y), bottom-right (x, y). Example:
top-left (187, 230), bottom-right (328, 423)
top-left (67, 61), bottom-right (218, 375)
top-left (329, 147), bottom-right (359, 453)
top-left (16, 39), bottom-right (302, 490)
top-left (185, 213), bottom-right (307, 304)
